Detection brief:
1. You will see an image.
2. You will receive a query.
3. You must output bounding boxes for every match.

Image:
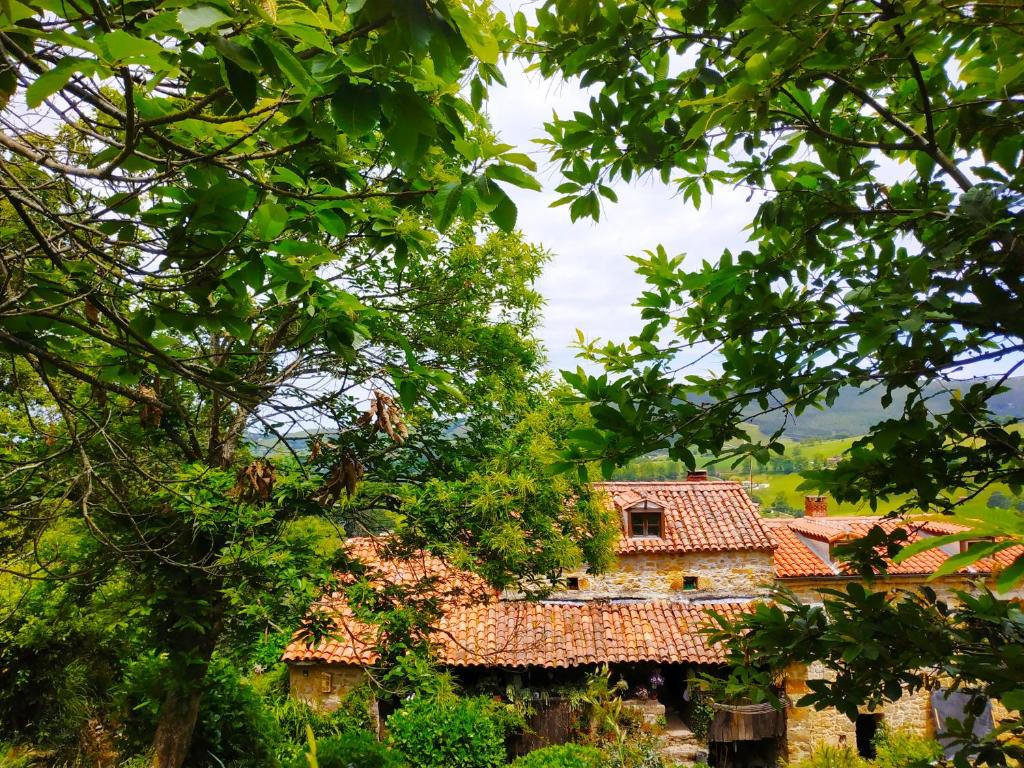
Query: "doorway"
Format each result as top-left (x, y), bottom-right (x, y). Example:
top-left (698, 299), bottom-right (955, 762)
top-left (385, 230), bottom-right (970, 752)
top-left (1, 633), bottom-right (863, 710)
top-left (855, 714), bottom-right (883, 759)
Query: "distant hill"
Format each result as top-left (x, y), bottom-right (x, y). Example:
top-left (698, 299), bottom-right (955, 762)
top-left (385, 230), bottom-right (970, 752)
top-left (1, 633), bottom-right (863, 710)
top-left (747, 377), bottom-right (1024, 440)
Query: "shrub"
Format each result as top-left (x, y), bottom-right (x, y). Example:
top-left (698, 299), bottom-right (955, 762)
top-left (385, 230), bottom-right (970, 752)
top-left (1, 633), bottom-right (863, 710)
top-left (116, 654), bottom-right (281, 767)
top-left (289, 729), bottom-right (405, 768)
top-left (510, 744), bottom-right (607, 768)
top-left (387, 695), bottom-right (513, 768)
top-left (0, 743), bottom-right (45, 768)
top-left (787, 744), bottom-right (868, 768)
top-left (872, 728), bottom-right (942, 768)
top-left (273, 684), bottom-right (376, 746)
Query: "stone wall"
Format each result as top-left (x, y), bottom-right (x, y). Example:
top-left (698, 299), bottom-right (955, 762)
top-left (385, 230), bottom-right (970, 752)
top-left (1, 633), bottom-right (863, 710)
top-left (782, 575), bottom-right (974, 605)
top-left (555, 550), bottom-right (774, 600)
top-left (784, 663), bottom-right (934, 763)
top-left (288, 662), bottom-right (367, 711)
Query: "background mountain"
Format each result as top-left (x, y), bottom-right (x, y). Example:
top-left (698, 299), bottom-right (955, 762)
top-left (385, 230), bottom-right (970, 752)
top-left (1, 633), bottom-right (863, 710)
top-left (746, 377), bottom-right (1024, 440)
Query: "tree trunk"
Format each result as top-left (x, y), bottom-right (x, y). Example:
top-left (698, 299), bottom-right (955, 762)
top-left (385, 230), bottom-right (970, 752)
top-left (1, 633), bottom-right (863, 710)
top-left (151, 603), bottom-right (224, 768)
top-left (152, 685), bottom-right (203, 768)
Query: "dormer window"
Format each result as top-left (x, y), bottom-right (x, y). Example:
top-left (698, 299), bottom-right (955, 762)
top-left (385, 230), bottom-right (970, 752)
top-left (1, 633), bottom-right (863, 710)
top-left (628, 500), bottom-right (663, 538)
top-left (960, 537), bottom-right (994, 554)
top-left (828, 534), bottom-right (855, 562)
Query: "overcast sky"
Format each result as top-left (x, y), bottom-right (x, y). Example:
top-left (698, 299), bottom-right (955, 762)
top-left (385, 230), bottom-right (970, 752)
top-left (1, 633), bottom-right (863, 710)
top-left (484, 55), bottom-right (760, 375)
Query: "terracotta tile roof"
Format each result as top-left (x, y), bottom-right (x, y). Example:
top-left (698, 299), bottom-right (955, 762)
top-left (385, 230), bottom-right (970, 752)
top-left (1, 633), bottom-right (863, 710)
top-left (766, 517), bottom-right (1024, 578)
top-left (596, 481), bottom-right (776, 554)
top-left (331, 536), bottom-right (494, 602)
top-left (281, 537), bottom-right (495, 666)
top-left (763, 521), bottom-right (834, 578)
top-left (283, 598), bottom-right (754, 668)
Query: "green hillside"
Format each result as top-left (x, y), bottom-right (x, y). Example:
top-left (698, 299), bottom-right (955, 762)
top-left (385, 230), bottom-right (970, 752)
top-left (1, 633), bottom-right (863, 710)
top-left (746, 377), bottom-right (1024, 440)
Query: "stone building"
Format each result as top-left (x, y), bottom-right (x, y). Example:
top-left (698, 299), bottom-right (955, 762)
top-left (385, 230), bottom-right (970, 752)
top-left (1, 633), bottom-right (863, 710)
top-left (283, 478), bottom-right (1022, 766)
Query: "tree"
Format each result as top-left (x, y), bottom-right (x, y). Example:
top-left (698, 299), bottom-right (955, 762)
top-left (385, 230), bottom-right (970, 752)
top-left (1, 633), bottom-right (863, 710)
top-left (987, 490), bottom-right (1012, 509)
top-left (521, 0), bottom-right (1023, 518)
top-left (0, 2), bottom-right (614, 765)
top-left (519, 0), bottom-right (1024, 761)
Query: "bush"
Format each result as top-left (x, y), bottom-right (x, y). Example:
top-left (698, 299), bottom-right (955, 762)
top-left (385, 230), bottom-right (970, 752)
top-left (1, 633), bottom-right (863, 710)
top-left (116, 654), bottom-right (281, 767)
top-left (510, 744), bottom-right (606, 768)
top-left (872, 728), bottom-right (942, 768)
top-left (0, 743), bottom-right (46, 768)
top-left (787, 744), bottom-right (868, 768)
top-left (387, 695), bottom-right (513, 768)
top-left (289, 729), bottom-right (405, 768)
top-left (273, 684), bottom-right (376, 746)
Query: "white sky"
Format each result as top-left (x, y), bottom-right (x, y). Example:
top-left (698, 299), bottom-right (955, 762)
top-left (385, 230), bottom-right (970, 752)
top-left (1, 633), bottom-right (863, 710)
top-left (486, 56), bottom-right (760, 374)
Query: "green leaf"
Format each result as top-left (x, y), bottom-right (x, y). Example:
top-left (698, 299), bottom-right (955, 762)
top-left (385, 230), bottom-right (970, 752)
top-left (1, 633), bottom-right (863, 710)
top-left (489, 188), bottom-right (517, 232)
top-left (253, 203), bottom-right (288, 241)
top-left (96, 30), bottom-right (167, 65)
top-left (25, 58), bottom-right (98, 108)
top-left (222, 57), bottom-right (258, 110)
top-left (447, 5), bottom-right (499, 64)
top-left (431, 182), bottom-right (462, 231)
top-left (486, 163), bottom-right (541, 191)
top-left (178, 5), bottom-right (231, 33)
top-left (265, 39), bottom-right (313, 94)
top-left (330, 84), bottom-right (381, 137)
top-left (996, 556), bottom-right (1024, 592)
top-left (568, 426), bottom-right (607, 450)
top-left (129, 312), bottom-right (156, 340)
top-left (514, 11), bottom-right (527, 38)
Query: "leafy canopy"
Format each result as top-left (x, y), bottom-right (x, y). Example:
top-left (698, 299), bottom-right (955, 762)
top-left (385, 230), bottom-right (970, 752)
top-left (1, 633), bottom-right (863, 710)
top-left (0, 0), bottom-right (616, 765)
top-left (520, 1), bottom-right (1024, 763)
top-left (521, 0), bottom-right (1023, 530)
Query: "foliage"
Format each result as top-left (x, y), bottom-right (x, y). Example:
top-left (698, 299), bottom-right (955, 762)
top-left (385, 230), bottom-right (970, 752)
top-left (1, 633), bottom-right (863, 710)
top-left (787, 744), bottom-right (868, 768)
top-left (521, 3), bottom-right (1024, 765)
top-left (706, 586), bottom-right (1024, 765)
top-left (0, 1), bottom-right (618, 763)
top-left (522, 0), bottom-right (1024, 559)
top-left (118, 654), bottom-right (281, 767)
top-left (509, 744), bottom-right (607, 768)
top-left (290, 729), bottom-right (405, 768)
top-left (273, 685), bottom-right (377, 753)
top-left (0, 744), bottom-right (45, 768)
top-left (573, 667), bottom-right (662, 768)
top-left (386, 695), bottom-right (516, 768)
top-left (871, 727), bottom-right (942, 768)
top-left (686, 689), bottom-right (715, 742)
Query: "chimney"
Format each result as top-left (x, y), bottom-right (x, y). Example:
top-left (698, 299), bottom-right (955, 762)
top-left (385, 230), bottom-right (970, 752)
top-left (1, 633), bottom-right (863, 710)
top-left (686, 470), bottom-right (709, 482)
top-left (804, 495), bottom-right (828, 517)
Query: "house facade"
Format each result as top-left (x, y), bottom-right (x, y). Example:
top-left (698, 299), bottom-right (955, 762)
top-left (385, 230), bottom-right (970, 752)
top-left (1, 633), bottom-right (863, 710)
top-left (283, 477), bottom-right (1022, 765)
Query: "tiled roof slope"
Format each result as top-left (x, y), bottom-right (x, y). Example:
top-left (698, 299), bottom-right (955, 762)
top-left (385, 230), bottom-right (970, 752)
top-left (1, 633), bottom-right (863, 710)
top-left (766, 517), bottom-right (1024, 578)
top-left (284, 598), bottom-right (752, 668)
top-left (596, 481), bottom-right (776, 554)
top-left (337, 537), bottom-right (493, 603)
top-left (764, 522), bottom-right (834, 577)
top-left (281, 537), bottom-right (495, 666)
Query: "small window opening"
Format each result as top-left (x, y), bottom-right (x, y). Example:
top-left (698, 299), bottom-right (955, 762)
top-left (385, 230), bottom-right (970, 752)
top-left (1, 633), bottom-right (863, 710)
top-left (320, 672), bottom-right (333, 693)
top-left (565, 576), bottom-right (580, 591)
top-left (682, 576), bottom-right (698, 591)
top-left (960, 537), bottom-right (994, 554)
top-left (855, 713), bottom-right (882, 758)
top-left (630, 511), bottom-right (662, 538)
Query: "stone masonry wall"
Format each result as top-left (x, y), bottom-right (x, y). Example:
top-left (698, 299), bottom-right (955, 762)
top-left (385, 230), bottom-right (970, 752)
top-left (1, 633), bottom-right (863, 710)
top-left (557, 550), bottom-right (774, 600)
top-left (288, 662), bottom-right (367, 711)
top-left (783, 575), bottom-right (969, 605)
top-left (784, 663), bottom-right (933, 763)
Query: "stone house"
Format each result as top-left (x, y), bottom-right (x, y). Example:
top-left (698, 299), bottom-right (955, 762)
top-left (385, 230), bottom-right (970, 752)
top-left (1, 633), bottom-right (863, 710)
top-left (283, 477), bottom-right (1022, 766)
